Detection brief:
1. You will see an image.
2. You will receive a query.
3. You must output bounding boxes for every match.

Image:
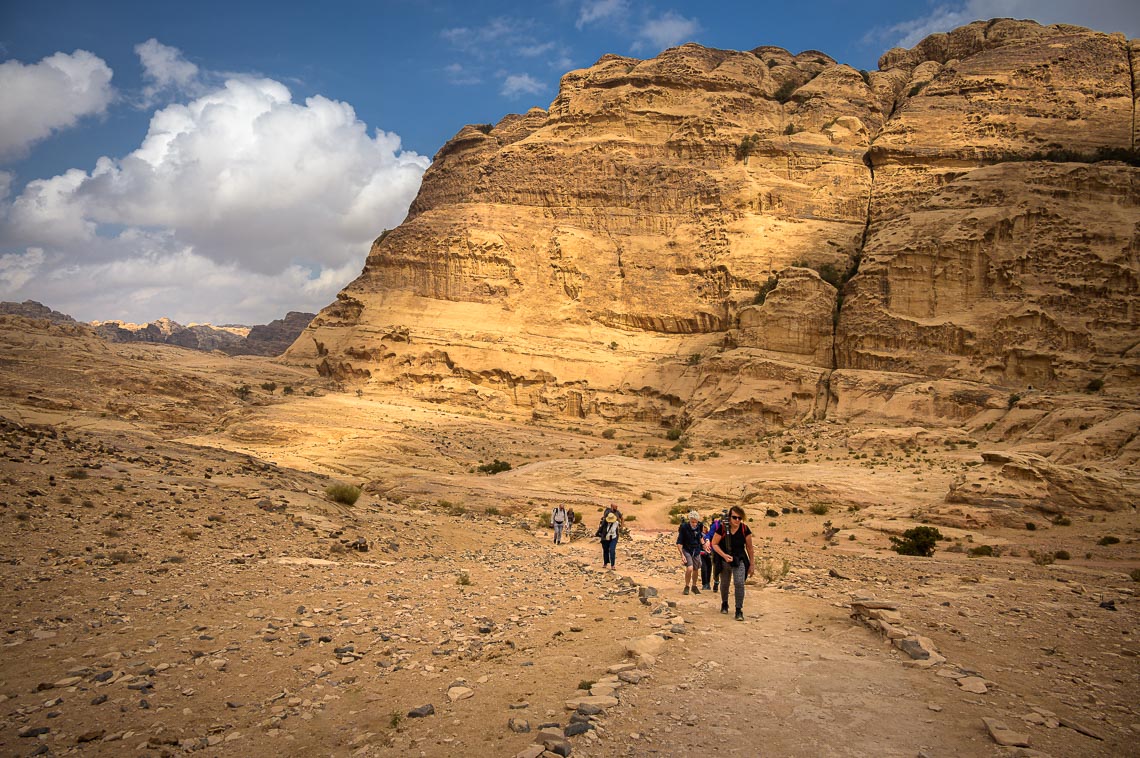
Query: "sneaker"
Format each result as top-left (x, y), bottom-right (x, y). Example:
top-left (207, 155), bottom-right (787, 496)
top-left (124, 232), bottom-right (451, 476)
top-left (701, 584), bottom-right (711, 590)
top-left (735, 609), bottom-right (744, 621)
top-left (683, 586), bottom-right (689, 595)
top-left (720, 602), bottom-right (728, 614)
top-left (691, 586), bottom-right (700, 595)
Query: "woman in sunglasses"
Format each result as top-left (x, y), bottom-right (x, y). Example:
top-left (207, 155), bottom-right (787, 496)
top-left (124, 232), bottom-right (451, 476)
top-left (710, 505), bottom-right (755, 620)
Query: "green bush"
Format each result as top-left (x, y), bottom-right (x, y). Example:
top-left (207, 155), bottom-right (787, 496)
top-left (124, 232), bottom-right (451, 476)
top-left (1130, 568), bottom-right (1140, 582)
top-left (260, 382), bottom-right (277, 392)
top-left (765, 509), bottom-right (779, 518)
top-left (1008, 393), bottom-right (1021, 409)
top-left (602, 428), bottom-right (616, 439)
top-left (283, 385), bottom-right (295, 395)
top-left (1025, 522), bottom-right (1037, 531)
top-left (1085, 378), bottom-right (1104, 393)
top-left (753, 275), bottom-right (779, 305)
top-left (907, 80), bottom-right (929, 97)
top-left (477, 459), bottom-right (511, 474)
top-left (235, 384), bottom-right (251, 400)
top-left (735, 133), bottom-right (760, 162)
top-left (624, 514), bottom-right (637, 523)
top-left (859, 69), bottom-right (872, 87)
top-left (967, 545), bottom-right (994, 557)
top-left (1052, 515), bottom-right (1071, 526)
top-left (1097, 535), bottom-right (1120, 546)
top-left (809, 503), bottom-right (829, 516)
top-left (1053, 550), bottom-right (1071, 560)
top-left (666, 428), bottom-right (683, 441)
top-left (326, 483), bottom-right (361, 506)
top-left (890, 526), bottom-right (943, 557)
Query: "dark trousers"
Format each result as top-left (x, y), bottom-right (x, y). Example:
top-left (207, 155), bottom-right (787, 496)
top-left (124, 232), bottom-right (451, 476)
top-left (601, 538), bottom-right (617, 566)
top-left (699, 553), bottom-right (712, 586)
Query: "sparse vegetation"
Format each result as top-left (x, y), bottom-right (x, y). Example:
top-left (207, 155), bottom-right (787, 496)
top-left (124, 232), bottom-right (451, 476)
top-left (859, 69), bottom-right (872, 87)
top-left (809, 503), bottom-right (829, 516)
top-left (624, 514), bottom-right (637, 523)
top-left (326, 483), bottom-right (362, 506)
top-left (735, 133), bottom-right (760, 162)
top-left (753, 275), bottom-right (779, 305)
top-left (477, 459), bottom-right (512, 474)
top-left (1008, 393), bottom-right (1021, 409)
top-left (602, 428), bottom-right (616, 439)
top-left (260, 382), bottom-right (277, 392)
top-left (890, 526), bottom-right (943, 557)
top-left (1097, 535), bottom-right (1120, 546)
top-left (907, 80), bottom-right (929, 97)
top-left (1025, 521), bottom-right (1037, 531)
top-left (456, 572), bottom-right (471, 586)
top-left (666, 428), bottom-right (683, 441)
top-left (64, 468), bottom-right (89, 479)
top-left (1053, 550), bottom-right (1071, 560)
top-left (1052, 515), bottom-right (1072, 526)
top-left (1085, 378), bottom-right (1104, 393)
top-left (686, 353), bottom-right (702, 366)
top-left (757, 557), bottom-right (791, 583)
top-left (1131, 568), bottom-right (1140, 582)
top-left (967, 545), bottom-right (994, 557)
top-left (1031, 550), bottom-right (1055, 566)
top-left (283, 385), bottom-right (295, 395)
top-left (235, 384), bottom-right (251, 400)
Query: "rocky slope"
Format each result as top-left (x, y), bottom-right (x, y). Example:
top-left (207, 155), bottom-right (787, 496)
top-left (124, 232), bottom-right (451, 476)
top-left (287, 20), bottom-right (1139, 513)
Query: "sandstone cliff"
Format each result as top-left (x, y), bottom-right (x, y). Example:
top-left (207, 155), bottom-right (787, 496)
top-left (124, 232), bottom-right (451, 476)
top-left (287, 20), bottom-right (1139, 485)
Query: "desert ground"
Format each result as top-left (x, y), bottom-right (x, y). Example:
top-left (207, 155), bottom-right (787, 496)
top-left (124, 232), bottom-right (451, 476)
top-left (0, 320), bottom-right (1136, 757)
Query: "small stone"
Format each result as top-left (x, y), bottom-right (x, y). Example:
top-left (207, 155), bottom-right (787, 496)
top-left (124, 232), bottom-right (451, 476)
top-left (565, 695), bottom-right (618, 711)
top-left (618, 671), bottom-right (645, 685)
top-left (540, 734), bottom-right (572, 757)
top-left (982, 717), bottom-right (1031, 747)
top-left (447, 686), bottom-right (474, 702)
top-left (509, 718), bottom-right (531, 733)
top-left (513, 746), bottom-right (545, 758)
top-left (565, 722), bottom-right (591, 737)
top-left (958, 676), bottom-right (989, 694)
top-left (509, 702), bottom-right (530, 710)
top-left (77, 729), bottom-right (105, 743)
top-left (18, 726), bottom-right (50, 738)
top-left (407, 704), bottom-right (435, 718)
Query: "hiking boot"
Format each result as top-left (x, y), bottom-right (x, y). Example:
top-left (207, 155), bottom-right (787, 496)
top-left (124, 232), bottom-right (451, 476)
top-left (720, 602), bottom-right (728, 614)
top-left (691, 586), bottom-right (700, 594)
top-left (683, 586), bottom-right (689, 595)
top-left (713, 583), bottom-right (719, 592)
top-left (735, 609), bottom-right (744, 621)
top-left (701, 584), bottom-right (710, 590)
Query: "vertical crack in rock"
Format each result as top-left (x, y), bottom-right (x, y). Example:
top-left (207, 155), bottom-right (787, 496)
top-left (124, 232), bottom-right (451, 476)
top-left (1128, 39), bottom-right (1137, 150)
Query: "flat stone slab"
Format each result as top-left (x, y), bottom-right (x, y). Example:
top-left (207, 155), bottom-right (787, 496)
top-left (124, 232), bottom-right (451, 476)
top-left (982, 717), bottom-right (1031, 747)
top-left (565, 695), bottom-right (618, 711)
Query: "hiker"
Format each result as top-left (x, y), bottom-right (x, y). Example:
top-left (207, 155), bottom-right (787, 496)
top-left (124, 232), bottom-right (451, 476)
top-left (699, 525), bottom-right (713, 590)
top-left (706, 511), bottom-right (727, 592)
top-left (711, 505), bottom-right (755, 621)
top-left (676, 510), bottom-right (704, 595)
top-left (566, 508), bottom-right (576, 541)
top-left (552, 505), bottom-right (569, 544)
top-left (597, 504), bottom-right (623, 569)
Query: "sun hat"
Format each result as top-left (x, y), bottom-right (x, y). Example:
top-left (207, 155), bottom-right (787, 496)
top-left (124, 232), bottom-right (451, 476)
top-left (605, 513), bottom-right (617, 523)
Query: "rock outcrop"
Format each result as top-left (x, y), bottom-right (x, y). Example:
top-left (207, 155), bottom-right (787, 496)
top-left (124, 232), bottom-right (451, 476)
top-left (287, 19), bottom-right (1139, 469)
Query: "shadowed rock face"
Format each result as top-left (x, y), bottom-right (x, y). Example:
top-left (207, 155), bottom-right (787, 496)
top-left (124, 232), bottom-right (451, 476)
top-left (287, 19), bottom-right (1138, 444)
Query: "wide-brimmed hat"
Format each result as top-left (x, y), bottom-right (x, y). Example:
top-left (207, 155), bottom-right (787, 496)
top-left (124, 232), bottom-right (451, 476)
top-left (605, 513), bottom-right (617, 523)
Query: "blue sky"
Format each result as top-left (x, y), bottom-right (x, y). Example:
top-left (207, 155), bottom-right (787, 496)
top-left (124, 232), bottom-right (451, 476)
top-left (1, 0), bottom-right (1138, 325)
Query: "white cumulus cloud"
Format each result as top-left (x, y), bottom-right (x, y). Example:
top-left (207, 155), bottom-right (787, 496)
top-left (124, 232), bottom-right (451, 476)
top-left (136, 38), bottom-right (201, 104)
top-left (501, 73), bottom-right (545, 97)
top-left (0, 50), bottom-right (115, 161)
top-left (634, 10), bottom-right (701, 52)
top-left (0, 63), bottom-right (430, 324)
top-left (577, 0), bottom-right (631, 29)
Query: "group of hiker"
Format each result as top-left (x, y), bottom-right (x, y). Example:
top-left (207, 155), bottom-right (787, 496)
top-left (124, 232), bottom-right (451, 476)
top-left (550, 503), bottom-right (756, 620)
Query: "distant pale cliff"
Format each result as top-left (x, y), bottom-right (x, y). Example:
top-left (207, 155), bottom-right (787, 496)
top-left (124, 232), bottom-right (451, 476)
top-left (95, 311), bottom-right (315, 356)
top-left (287, 20), bottom-right (1138, 456)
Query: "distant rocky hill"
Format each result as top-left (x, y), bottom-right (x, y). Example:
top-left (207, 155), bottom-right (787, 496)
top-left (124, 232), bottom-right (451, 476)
top-left (94, 311), bottom-right (315, 356)
top-left (288, 18), bottom-right (1138, 458)
top-left (0, 300), bottom-right (77, 325)
top-left (0, 301), bottom-right (313, 357)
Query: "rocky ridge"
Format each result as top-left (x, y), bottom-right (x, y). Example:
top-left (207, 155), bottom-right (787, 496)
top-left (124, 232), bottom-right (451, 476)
top-left (287, 18), bottom-right (1140, 520)
top-left (94, 311), bottom-right (316, 356)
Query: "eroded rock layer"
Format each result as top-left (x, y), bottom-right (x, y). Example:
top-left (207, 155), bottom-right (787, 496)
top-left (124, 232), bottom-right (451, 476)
top-left (288, 19), bottom-right (1139, 465)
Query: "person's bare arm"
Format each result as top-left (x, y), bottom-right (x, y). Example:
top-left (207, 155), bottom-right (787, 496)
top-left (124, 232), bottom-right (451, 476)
top-left (712, 531), bottom-right (731, 562)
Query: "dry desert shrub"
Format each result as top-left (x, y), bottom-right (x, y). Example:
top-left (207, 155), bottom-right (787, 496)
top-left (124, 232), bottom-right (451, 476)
top-left (757, 557), bottom-right (791, 583)
top-left (326, 483), bottom-right (361, 505)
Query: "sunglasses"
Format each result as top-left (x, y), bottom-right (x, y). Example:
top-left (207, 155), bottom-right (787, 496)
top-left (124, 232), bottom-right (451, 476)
top-left (730, 515), bottom-right (742, 521)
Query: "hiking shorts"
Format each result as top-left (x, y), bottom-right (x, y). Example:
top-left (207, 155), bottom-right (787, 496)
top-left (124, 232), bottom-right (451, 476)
top-left (681, 548), bottom-right (701, 567)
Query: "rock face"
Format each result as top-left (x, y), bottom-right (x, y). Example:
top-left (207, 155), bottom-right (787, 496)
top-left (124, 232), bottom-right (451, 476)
top-left (93, 312), bottom-right (314, 356)
top-left (0, 300), bottom-right (76, 325)
top-left (287, 20), bottom-right (1138, 458)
